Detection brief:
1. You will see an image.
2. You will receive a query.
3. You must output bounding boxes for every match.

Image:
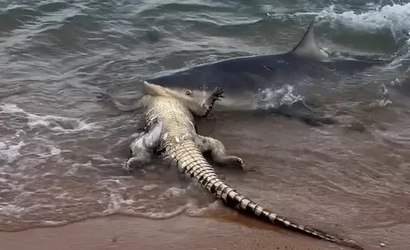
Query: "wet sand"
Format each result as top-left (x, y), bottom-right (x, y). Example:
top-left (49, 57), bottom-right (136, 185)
top-left (0, 215), bottom-right (349, 250)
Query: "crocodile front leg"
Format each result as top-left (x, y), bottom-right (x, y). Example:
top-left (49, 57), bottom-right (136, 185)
top-left (196, 135), bottom-right (245, 170)
top-left (125, 122), bottom-right (162, 171)
top-left (193, 87), bottom-right (224, 117)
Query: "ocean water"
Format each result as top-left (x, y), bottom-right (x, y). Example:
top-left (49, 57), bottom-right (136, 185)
top-left (1, 0), bottom-right (410, 248)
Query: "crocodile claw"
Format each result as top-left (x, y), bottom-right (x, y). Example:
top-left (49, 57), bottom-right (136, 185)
top-left (212, 87), bottom-right (225, 101)
top-left (203, 87), bottom-right (224, 117)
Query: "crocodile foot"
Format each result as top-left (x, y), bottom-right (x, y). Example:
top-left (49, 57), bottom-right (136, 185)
top-left (217, 155), bottom-right (246, 170)
top-left (230, 156), bottom-right (245, 169)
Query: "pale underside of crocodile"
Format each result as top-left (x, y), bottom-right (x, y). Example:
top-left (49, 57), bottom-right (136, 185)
top-left (125, 81), bottom-right (363, 250)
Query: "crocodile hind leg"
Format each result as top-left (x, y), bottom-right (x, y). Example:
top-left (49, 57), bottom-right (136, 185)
top-left (196, 135), bottom-right (245, 169)
top-left (125, 124), bottom-right (162, 172)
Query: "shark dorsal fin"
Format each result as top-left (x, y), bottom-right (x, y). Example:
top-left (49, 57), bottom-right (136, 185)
top-left (291, 21), bottom-right (327, 60)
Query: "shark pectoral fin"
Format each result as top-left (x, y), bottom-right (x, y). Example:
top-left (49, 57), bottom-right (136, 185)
top-left (290, 20), bottom-right (328, 61)
top-left (274, 101), bottom-right (337, 126)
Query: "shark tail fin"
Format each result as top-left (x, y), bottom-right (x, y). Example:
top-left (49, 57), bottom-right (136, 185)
top-left (291, 20), bottom-right (328, 60)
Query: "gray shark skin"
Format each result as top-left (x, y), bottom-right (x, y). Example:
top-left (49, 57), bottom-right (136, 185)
top-left (146, 22), bottom-right (385, 125)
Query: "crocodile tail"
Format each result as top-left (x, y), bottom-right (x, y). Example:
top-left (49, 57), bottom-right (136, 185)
top-left (170, 141), bottom-right (362, 250)
top-left (199, 176), bottom-right (363, 250)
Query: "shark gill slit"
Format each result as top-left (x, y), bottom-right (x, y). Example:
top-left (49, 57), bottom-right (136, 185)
top-left (169, 140), bottom-right (363, 250)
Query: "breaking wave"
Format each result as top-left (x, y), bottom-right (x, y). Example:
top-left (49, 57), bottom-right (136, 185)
top-left (317, 3), bottom-right (410, 43)
top-left (316, 2), bottom-right (410, 64)
top-left (266, 2), bottom-right (410, 63)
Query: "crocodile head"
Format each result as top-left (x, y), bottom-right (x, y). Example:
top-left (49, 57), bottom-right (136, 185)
top-left (143, 81), bottom-right (222, 117)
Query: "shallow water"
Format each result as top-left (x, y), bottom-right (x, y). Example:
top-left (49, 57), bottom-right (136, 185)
top-left (1, 0), bottom-right (410, 248)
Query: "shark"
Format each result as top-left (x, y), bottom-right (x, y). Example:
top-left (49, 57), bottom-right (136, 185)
top-left (146, 21), bottom-right (385, 125)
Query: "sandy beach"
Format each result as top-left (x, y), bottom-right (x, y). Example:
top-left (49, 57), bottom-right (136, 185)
top-left (0, 215), bottom-right (348, 250)
top-left (1, 1), bottom-right (410, 250)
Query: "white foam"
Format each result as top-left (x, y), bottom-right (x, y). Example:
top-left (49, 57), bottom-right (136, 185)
top-left (141, 184), bottom-right (158, 191)
top-left (0, 141), bottom-right (25, 163)
top-left (161, 186), bottom-right (186, 198)
top-left (115, 204), bottom-right (194, 220)
top-left (34, 142), bottom-right (62, 159)
top-left (0, 103), bottom-right (100, 133)
top-left (63, 162), bottom-right (92, 176)
top-left (317, 3), bottom-right (410, 42)
top-left (103, 192), bottom-right (136, 215)
top-left (49, 146), bottom-right (61, 156)
top-left (41, 220), bottom-right (68, 226)
top-left (186, 201), bottom-right (221, 217)
top-left (370, 98), bottom-right (393, 108)
top-left (0, 203), bottom-right (25, 216)
top-left (256, 85), bottom-right (303, 110)
top-left (144, 205), bottom-right (192, 219)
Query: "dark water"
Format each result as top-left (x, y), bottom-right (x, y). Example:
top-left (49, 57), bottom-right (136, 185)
top-left (1, 0), bottom-right (410, 249)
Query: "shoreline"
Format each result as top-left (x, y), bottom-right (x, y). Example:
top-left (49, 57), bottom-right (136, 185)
top-left (0, 215), bottom-right (347, 250)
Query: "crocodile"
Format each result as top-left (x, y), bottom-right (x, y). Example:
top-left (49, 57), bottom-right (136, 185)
top-left (126, 81), bottom-right (363, 250)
